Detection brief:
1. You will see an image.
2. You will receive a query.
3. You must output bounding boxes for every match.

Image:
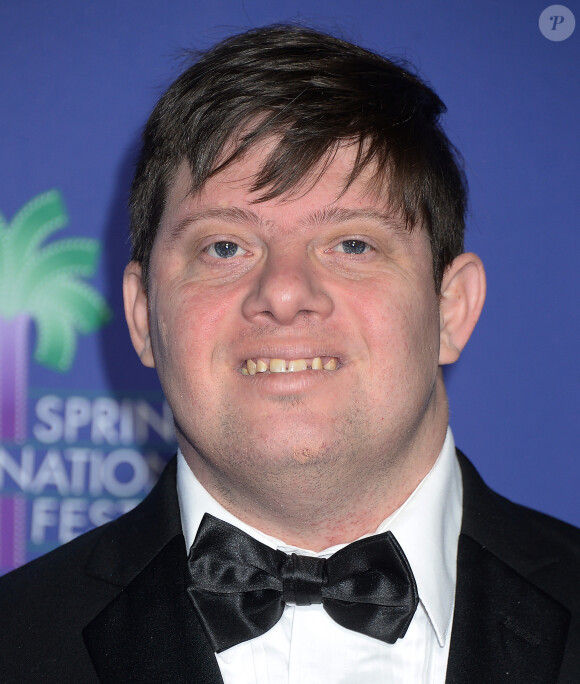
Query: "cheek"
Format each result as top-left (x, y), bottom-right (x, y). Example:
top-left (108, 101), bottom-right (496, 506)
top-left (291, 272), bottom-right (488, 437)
top-left (151, 281), bottom-right (241, 384)
top-left (148, 286), bottom-right (198, 388)
top-left (351, 281), bottom-right (440, 372)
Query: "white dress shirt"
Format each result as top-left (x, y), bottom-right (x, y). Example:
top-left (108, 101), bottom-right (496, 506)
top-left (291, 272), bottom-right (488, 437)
top-left (177, 428), bottom-right (462, 684)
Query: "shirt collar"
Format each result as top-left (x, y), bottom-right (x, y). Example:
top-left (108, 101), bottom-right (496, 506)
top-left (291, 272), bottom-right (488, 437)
top-left (177, 427), bottom-right (461, 648)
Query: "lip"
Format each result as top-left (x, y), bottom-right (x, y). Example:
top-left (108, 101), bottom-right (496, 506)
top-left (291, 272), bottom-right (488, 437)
top-left (235, 362), bottom-right (342, 395)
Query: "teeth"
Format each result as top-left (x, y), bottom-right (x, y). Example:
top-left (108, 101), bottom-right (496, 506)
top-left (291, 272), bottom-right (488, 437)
top-left (242, 356), bottom-right (338, 374)
top-left (288, 359), bottom-right (307, 372)
top-left (270, 359), bottom-right (287, 373)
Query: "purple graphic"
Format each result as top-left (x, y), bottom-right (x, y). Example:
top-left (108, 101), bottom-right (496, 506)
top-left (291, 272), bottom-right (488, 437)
top-left (0, 315), bottom-right (30, 442)
top-left (0, 495), bottom-right (27, 572)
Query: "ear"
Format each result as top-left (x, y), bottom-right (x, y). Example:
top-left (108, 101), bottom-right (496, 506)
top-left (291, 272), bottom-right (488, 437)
top-left (123, 261), bottom-right (155, 368)
top-left (439, 252), bottom-right (486, 365)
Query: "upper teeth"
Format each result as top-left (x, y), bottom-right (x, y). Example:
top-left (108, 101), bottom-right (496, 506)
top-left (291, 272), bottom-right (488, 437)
top-left (241, 357), bottom-right (338, 375)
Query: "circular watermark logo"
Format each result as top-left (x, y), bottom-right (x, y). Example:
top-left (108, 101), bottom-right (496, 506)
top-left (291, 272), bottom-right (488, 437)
top-left (539, 5), bottom-right (575, 41)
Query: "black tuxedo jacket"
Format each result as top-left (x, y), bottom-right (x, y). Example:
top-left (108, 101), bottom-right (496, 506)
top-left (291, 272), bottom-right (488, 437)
top-left (0, 451), bottom-right (578, 683)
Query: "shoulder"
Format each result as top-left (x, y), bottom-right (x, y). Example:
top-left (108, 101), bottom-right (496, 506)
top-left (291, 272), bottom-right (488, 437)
top-left (0, 455), bottom-right (180, 600)
top-left (0, 457), bottom-right (181, 679)
top-left (0, 507), bottom-right (124, 632)
top-left (0, 520), bottom-right (119, 681)
top-left (457, 449), bottom-right (580, 610)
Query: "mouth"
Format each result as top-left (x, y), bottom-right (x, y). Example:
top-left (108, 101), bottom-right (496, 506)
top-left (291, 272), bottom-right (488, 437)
top-left (241, 356), bottom-right (339, 375)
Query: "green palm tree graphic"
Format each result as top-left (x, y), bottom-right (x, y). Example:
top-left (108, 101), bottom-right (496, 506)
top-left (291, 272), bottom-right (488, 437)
top-left (0, 190), bottom-right (111, 441)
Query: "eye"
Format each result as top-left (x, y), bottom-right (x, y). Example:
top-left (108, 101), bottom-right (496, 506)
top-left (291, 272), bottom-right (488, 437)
top-left (206, 241), bottom-right (247, 259)
top-left (332, 239), bottom-right (372, 255)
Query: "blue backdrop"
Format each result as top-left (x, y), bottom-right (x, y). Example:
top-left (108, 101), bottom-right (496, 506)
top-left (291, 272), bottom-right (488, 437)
top-left (0, 0), bottom-right (578, 573)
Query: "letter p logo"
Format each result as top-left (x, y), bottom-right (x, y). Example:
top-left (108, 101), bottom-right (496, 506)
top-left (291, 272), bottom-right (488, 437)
top-left (539, 5), bottom-right (576, 41)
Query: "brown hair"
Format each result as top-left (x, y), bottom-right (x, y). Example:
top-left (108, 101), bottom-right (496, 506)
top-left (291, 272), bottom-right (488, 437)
top-left (129, 24), bottom-right (467, 290)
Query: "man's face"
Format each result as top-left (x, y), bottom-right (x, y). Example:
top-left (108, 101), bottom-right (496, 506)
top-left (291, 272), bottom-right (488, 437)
top-left (129, 143), bottom-right (450, 513)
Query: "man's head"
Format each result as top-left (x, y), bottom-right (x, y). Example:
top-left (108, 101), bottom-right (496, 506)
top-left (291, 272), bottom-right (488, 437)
top-left (129, 24), bottom-right (467, 293)
top-left (124, 25), bottom-right (485, 547)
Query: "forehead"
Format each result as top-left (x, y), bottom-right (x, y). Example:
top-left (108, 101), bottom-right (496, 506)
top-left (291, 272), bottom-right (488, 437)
top-left (160, 144), bottom-right (411, 236)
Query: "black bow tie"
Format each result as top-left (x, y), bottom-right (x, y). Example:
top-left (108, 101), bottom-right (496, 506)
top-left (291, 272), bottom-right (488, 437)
top-left (186, 513), bottom-right (418, 652)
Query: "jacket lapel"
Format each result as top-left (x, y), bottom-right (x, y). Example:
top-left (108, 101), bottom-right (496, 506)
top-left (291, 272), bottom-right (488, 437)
top-left (83, 535), bottom-right (223, 683)
top-left (446, 533), bottom-right (569, 683)
top-left (81, 457), bottom-right (223, 683)
top-left (447, 453), bottom-right (572, 683)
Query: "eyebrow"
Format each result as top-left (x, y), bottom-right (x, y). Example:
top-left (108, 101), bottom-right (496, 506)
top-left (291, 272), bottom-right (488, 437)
top-left (300, 206), bottom-right (408, 233)
top-left (167, 204), bottom-right (408, 242)
top-left (167, 207), bottom-right (272, 242)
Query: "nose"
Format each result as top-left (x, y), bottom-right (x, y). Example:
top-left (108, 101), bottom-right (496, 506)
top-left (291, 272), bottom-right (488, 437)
top-left (241, 248), bottom-right (334, 326)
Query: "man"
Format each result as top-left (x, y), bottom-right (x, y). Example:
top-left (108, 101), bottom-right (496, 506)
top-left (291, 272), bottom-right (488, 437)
top-left (1, 25), bottom-right (578, 683)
